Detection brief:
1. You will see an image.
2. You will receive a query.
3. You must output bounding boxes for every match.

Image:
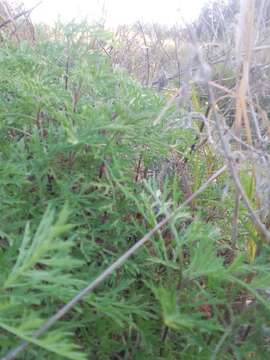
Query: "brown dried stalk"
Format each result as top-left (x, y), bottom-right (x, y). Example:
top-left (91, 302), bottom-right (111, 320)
top-left (208, 83), bottom-right (270, 243)
top-left (234, 0), bottom-right (255, 145)
top-left (185, 2), bottom-right (270, 243)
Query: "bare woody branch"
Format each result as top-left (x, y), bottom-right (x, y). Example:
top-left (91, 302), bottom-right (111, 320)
top-left (0, 1), bottom-right (42, 30)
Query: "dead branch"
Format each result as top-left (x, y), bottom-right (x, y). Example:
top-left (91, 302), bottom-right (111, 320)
top-left (0, 1), bottom-right (42, 30)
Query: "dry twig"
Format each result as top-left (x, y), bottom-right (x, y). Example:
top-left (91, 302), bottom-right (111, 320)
top-left (0, 1), bottom-right (42, 30)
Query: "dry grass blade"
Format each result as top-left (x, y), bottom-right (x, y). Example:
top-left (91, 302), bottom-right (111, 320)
top-left (234, 0), bottom-right (255, 145)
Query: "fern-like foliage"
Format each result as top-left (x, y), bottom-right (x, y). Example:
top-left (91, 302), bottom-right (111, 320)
top-left (1, 20), bottom-right (270, 360)
top-left (0, 206), bottom-right (87, 359)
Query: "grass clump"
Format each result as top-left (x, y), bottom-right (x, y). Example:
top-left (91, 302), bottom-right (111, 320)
top-left (0, 18), bottom-right (270, 360)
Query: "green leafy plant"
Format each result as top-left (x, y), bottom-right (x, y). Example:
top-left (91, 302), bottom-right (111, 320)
top-left (0, 18), bottom-right (270, 360)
